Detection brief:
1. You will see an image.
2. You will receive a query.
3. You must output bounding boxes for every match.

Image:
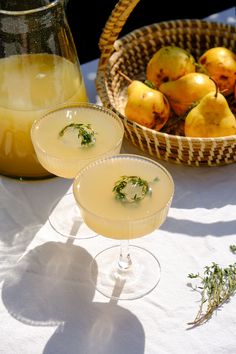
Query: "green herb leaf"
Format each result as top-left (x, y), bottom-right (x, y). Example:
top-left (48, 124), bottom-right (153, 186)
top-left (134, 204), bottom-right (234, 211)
top-left (188, 273), bottom-right (199, 279)
top-left (144, 80), bottom-right (157, 89)
top-left (113, 175), bottom-right (150, 203)
top-left (230, 245), bottom-right (236, 254)
top-left (59, 123), bottom-right (96, 146)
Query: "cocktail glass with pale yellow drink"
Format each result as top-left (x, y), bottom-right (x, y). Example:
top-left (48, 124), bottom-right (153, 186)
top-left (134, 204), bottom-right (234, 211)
top-left (31, 103), bottom-right (124, 239)
top-left (73, 154), bottom-right (174, 300)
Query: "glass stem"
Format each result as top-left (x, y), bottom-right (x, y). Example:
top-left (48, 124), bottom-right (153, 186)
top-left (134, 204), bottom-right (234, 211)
top-left (118, 240), bottom-right (132, 270)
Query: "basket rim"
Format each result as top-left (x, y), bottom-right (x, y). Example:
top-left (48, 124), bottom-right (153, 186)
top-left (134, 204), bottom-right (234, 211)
top-left (115, 18), bottom-right (235, 41)
top-left (112, 18), bottom-right (236, 52)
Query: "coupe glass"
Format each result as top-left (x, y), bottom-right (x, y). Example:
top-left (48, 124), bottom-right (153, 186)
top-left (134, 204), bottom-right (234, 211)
top-left (73, 154), bottom-right (174, 300)
top-left (31, 103), bottom-right (124, 239)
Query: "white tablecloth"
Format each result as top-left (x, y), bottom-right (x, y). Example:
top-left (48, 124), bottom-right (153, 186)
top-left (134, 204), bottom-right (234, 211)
top-left (0, 8), bottom-right (236, 354)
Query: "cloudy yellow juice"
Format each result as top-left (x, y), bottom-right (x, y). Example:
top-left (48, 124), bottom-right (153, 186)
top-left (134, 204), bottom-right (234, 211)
top-left (31, 105), bottom-right (124, 179)
top-left (73, 155), bottom-right (174, 239)
top-left (0, 53), bottom-right (88, 178)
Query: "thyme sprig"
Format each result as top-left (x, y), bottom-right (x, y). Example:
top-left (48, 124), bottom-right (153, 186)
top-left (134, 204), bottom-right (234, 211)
top-left (113, 175), bottom-right (150, 202)
top-left (188, 261), bottom-right (236, 327)
top-left (59, 123), bottom-right (96, 146)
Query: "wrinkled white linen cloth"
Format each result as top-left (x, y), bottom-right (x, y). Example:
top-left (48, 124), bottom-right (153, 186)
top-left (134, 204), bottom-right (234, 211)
top-left (0, 7), bottom-right (236, 354)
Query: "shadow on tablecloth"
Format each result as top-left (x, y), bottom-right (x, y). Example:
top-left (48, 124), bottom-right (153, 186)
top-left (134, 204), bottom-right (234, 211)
top-left (2, 241), bottom-right (145, 354)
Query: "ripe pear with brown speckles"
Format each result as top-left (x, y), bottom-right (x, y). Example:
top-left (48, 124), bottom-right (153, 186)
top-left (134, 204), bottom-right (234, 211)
top-left (146, 46), bottom-right (196, 88)
top-left (185, 85), bottom-right (236, 138)
top-left (159, 73), bottom-right (215, 116)
top-left (125, 80), bottom-right (170, 131)
top-left (198, 47), bottom-right (236, 96)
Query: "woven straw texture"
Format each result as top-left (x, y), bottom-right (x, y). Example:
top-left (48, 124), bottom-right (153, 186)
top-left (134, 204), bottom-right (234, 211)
top-left (96, 0), bottom-right (236, 166)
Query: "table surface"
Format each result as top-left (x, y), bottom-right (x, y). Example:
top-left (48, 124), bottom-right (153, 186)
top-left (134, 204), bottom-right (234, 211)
top-left (0, 8), bottom-right (236, 354)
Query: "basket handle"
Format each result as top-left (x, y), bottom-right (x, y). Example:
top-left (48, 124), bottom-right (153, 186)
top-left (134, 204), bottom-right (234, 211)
top-left (98, 0), bottom-right (140, 70)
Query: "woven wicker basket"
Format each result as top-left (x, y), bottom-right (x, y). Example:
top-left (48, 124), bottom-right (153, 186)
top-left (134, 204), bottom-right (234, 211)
top-left (96, 0), bottom-right (236, 166)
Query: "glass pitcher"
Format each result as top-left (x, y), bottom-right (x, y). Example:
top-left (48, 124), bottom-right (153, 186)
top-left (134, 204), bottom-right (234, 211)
top-left (0, 0), bottom-right (88, 179)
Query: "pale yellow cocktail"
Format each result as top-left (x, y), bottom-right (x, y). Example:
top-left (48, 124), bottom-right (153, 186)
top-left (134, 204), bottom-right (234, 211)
top-left (0, 53), bottom-right (87, 178)
top-left (73, 154), bottom-right (174, 239)
top-left (31, 104), bottom-right (124, 178)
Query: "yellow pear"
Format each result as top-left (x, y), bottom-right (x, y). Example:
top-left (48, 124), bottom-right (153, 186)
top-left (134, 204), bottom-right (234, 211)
top-left (146, 46), bottom-right (196, 88)
top-left (159, 73), bottom-right (215, 116)
top-left (198, 47), bottom-right (236, 96)
top-left (184, 89), bottom-right (236, 138)
top-left (125, 80), bottom-right (170, 131)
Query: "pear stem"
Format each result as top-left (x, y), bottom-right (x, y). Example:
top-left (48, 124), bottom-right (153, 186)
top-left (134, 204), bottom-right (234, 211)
top-left (118, 70), bottom-right (133, 84)
top-left (209, 77), bottom-right (219, 98)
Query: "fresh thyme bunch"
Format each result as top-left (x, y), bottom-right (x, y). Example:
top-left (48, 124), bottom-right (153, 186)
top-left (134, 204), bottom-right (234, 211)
top-left (188, 249), bottom-right (236, 327)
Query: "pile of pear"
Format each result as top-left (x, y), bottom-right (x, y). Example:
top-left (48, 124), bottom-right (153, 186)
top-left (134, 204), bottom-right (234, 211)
top-left (124, 45), bottom-right (236, 138)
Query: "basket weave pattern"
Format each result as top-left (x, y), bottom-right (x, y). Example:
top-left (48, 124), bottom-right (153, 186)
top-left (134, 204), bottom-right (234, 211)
top-left (96, 0), bottom-right (236, 166)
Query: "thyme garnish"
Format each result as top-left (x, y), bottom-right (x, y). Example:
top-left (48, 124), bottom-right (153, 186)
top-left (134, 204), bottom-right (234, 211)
top-left (187, 259), bottom-right (236, 327)
top-left (59, 123), bottom-right (96, 146)
top-left (113, 175), bottom-right (150, 202)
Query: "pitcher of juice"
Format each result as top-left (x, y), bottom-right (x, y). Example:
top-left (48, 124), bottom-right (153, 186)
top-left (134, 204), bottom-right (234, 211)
top-left (0, 0), bottom-right (88, 179)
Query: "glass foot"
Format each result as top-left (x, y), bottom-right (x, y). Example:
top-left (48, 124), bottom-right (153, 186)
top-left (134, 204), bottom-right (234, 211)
top-left (91, 245), bottom-right (161, 300)
top-left (49, 193), bottom-right (97, 240)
